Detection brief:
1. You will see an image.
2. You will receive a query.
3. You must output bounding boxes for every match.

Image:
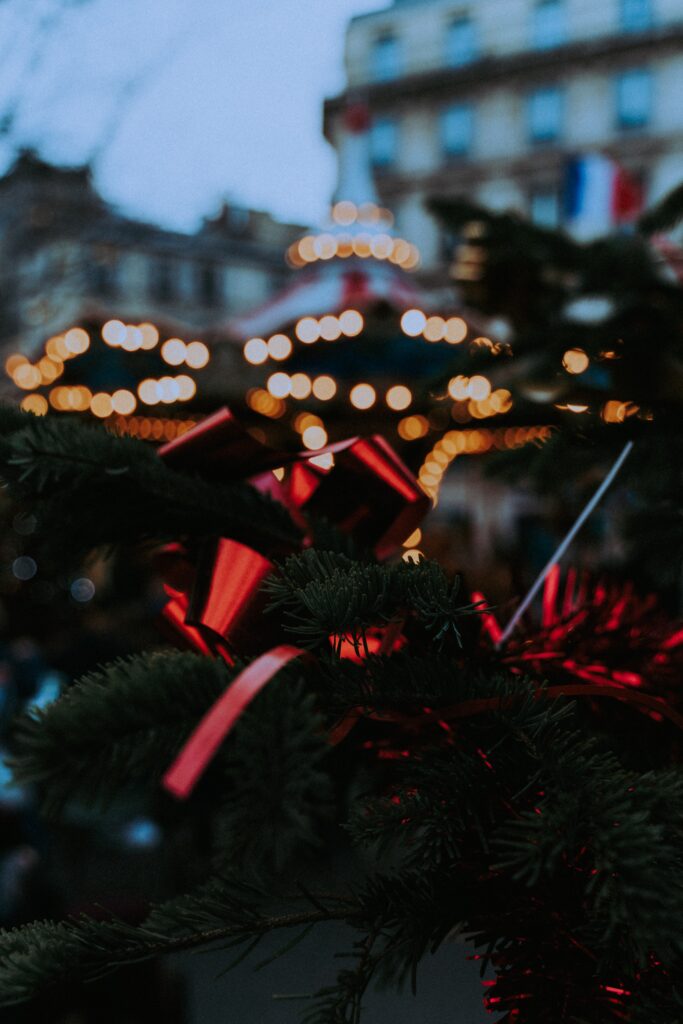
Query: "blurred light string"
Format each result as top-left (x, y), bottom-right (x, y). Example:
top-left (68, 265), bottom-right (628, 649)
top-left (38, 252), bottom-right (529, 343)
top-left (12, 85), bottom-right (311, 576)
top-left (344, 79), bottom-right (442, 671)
top-left (497, 441), bottom-right (634, 648)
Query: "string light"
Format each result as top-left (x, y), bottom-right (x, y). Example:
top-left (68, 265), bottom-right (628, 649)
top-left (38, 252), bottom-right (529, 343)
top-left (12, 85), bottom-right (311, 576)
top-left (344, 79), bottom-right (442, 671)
top-left (244, 337), bottom-right (268, 364)
top-left (312, 376), bottom-right (337, 400)
top-left (350, 383), bottom-right (376, 409)
top-left (319, 315), bottom-right (342, 341)
top-left (185, 341), bottom-right (210, 369)
top-left (267, 334), bottom-right (293, 360)
top-left (295, 318), bottom-right (320, 344)
top-left (102, 320), bottom-right (127, 346)
top-left (401, 309), bottom-right (426, 337)
top-left (267, 372), bottom-right (292, 398)
top-left (161, 339), bottom-right (187, 365)
top-left (290, 373), bottom-right (312, 399)
top-left (64, 328), bottom-right (90, 355)
top-left (398, 415), bottom-right (429, 440)
top-left (386, 385), bottom-right (412, 411)
top-left (20, 394), bottom-right (48, 416)
top-left (302, 424), bottom-right (328, 450)
top-left (562, 348), bottom-right (590, 374)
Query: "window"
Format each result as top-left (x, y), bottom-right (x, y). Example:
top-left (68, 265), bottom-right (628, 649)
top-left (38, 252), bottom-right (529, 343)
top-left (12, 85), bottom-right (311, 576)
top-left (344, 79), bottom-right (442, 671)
top-left (528, 87), bottom-right (563, 143)
top-left (446, 15), bottom-right (477, 66)
top-left (197, 263), bottom-right (220, 306)
top-left (370, 117), bottom-right (398, 167)
top-left (532, 0), bottom-right (566, 49)
top-left (616, 68), bottom-right (652, 128)
top-left (620, 0), bottom-right (652, 32)
top-left (371, 35), bottom-right (400, 82)
top-left (150, 258), bottom-right (175, 302)
top-left (530, 188), bottom-right (561, 228)
top-left (440, 103), bottom-right (474, 157)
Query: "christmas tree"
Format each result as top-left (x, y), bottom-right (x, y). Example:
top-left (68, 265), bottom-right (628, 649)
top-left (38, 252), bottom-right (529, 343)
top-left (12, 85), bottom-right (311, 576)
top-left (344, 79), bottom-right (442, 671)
top-left (0, 406), bottom-right (680, 1022)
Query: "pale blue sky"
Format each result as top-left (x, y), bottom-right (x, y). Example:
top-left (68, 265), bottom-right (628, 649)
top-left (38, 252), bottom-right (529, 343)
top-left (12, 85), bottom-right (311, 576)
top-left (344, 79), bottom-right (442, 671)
top-left (0, 0), bottom-right (381, 230)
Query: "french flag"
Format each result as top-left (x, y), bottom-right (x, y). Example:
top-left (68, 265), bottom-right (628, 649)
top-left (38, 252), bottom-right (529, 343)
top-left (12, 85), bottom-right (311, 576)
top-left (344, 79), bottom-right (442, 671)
top-left (565, 154), bottom-right (643, 241)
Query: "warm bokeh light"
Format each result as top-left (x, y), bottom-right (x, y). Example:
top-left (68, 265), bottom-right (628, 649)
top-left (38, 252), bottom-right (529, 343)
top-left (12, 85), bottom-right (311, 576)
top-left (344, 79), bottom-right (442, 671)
top-left (111, 389), bottom-right (137, 415)
top-left (386, 385), bottom-right (412, 411)
top-left (309, 451), bottom-right (335, 470)
top-left (445, 317), bottom-right (467, 343)
top-left (244, 337), bottom-right (268, 365)
top-left (185, 341), bottom-right (210, 369)
top-left (424, 316), bottom-right (446, 342)
top-left (20, 393), bottom-right (48, 416)
top-left (332, 200), bottom-right (357, 225)
top-left (468, 375), bottom-right (492, 401)
top-left (139, 323), bottom-right (160, 349)
top-left (158, 376), bottom-right (180, 403)
top-left (302, 425), bottom-right (328, 450)
top-left (352, 233), bottom-right (372, 258)
top-left (90, 393), bottom-right (113, 418)
top-left (293, 412), bottom-right (322, 433)
top-left (46, 335), bottom-right (70, 360)
top-left (350, 383), bottom-right (376, 409)
top-left (339, 309), bottom-right (364, 336)
top-left (102, 320), bottom-right (127, 346)
top-left (400, 309), bottom-right (426, 337)
top-left (138, 379), bottom-right (160, 405)
top-left (13, 363), bottom-right (41, 389)
top-left (267, 372), bottom-right (292, 399)
top-left (176, 375), bottom-right (196, 401)
top-left (448, 376), bottom-right (470, 401)
top-left (398, 414), bottom-right (429, 440)
top-left (562, 348), bottom-right (590, 374)
top-left (402, 527), bottom-right (422, 548)
top-left (290, 373), bottom-right (312, 400)
top-left (295, 317), bottom-right (320, 344)
top-left (267, 334), bottom-right (293, 361)
top-left (37, 356), bottom-right (62, 383)
top-left (161, 339), bottom-right (187, 366)
top-left (65, 327), bottom-right (90, 355)
top-left (319, 315), bottom-right (342, 341)
top-left (313, 233), bottom-right (336, 260)
top-left (122, 325), bottom-right (143, 351)
top-left (5, 353), bottom-right (27, 375)
top-left (312, 375), bottom-right (336, 401)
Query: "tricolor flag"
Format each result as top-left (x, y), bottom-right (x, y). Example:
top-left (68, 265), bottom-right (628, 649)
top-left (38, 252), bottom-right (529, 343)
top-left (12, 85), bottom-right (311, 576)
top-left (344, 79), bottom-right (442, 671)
top-left (565, 154), bottom-right (643, 241)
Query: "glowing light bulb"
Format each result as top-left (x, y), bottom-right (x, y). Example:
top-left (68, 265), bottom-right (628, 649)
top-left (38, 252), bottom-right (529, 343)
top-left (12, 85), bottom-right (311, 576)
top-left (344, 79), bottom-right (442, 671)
top-left (562, 348), bottom-right (590, 374)
top-left (5, 354), bottom-right (27, 375)
top-left (423, 316), bottom-right (446, 342)
top-left (339, 309), bottom-right (364, 336)
top-left (65, 327), bottom-right (90, 355)
top-left (401, 309), bottom-right (426, 337)
top-left (350, 383), bottom-right (376, 410)
top-left (90, 393), bottom-right (113, 418)
top-left (295, 317), bottom-right (320, 344)
top-left (267, 372), bottom-right (291, 398)
top-left (244, 338), bottom-right (268, 364)
top-left (267, 334), bottom-right (293, 360)
top-left (176, 375), bottom-right (196, 401)
top-left (468, 376), bottom-right (491, 401)
top-left (122, 326), bottom-right (144, 351)
top-left (312, 376), bottom-right (336, 401)
top-left (139, 323), bottom-right (159, 349)
top-left (386, 385), bottom-right (412, 411)
top-left (138, 379), bottom-right (160, 405)
top-left (290, 373), bottom-right (312, 399)
top-left (448, 376), bottom-right (470, 401)
top-left (185, 341), bottom-right (210, 369)
top-left (332, 200), bottom-right (356, 225)
top-left (313, 234), bottom-right (336, 260)
top-left (111, 389), bottom-right (136, 415)
top-left (161, 339), bottom-right (187, 366)
top-left (319, 315), bottom-right (341, 341)
top-left (20, 394), bottom-right (48, 416)
top-left (158, 376), bottom-right (180, 403)
top-left (102, 320), bottom-right (126, 346)
top-left (302, 425), bottom-right (328, 450)
top-left (445, 317), bottom-right (467, 343)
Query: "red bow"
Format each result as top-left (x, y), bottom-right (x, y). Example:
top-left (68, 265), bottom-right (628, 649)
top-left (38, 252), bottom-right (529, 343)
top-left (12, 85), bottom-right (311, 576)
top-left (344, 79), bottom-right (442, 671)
top-left (157, 408), bottom-right (429, 798)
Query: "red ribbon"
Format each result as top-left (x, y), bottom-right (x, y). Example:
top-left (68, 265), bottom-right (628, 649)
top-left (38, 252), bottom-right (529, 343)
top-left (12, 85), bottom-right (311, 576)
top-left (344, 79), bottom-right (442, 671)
top-left (157, 408), bottom-right (429, 798)
top-left (163, 645), bottom-right (306, 799)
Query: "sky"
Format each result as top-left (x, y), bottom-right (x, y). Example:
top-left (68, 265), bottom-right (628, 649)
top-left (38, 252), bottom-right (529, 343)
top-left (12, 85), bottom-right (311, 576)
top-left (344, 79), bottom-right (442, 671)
top-left (0, 0), bottom-right (381, 231)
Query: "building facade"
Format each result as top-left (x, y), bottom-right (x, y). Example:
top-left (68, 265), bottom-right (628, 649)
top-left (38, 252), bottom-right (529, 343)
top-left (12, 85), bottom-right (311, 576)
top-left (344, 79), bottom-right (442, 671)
top-left (324, 0), bottom-right (683, 270)
top-left (0, 150), bottom-right (304, 357)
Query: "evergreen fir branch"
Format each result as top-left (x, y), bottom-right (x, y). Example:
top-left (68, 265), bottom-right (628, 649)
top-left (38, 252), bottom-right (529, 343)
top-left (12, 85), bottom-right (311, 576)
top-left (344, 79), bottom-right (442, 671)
top-left (0, 877), bottom-right (351, 1008)
top-left (10, 650), bottom-right (231, 815)
top-left (0, 414), bottom-right (301, 559)
top-left (265, 551), bottom-right (475, 649)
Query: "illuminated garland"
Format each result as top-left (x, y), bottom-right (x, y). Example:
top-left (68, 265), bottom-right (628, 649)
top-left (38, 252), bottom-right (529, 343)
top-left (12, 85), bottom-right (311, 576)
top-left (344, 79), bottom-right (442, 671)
top-left (6, 319), bottom-right (210, 419)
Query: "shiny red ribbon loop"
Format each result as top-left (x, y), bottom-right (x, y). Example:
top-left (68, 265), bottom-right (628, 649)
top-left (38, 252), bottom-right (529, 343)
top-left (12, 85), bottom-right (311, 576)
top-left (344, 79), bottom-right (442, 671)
top-left (157, 408), bottom-right (428, 798)
top-left (163, 645), bottom-right (305, 799)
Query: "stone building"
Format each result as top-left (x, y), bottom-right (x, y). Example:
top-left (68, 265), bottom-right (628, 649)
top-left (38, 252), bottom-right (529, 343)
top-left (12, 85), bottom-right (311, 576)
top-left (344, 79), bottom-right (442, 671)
top-left (0, 149), bottom-right (304, 358)
top-left (324, 0), bottom-right (683, 271)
